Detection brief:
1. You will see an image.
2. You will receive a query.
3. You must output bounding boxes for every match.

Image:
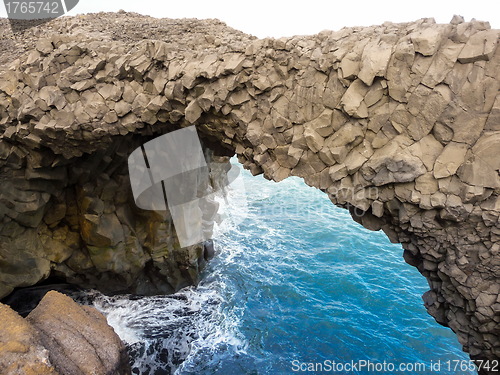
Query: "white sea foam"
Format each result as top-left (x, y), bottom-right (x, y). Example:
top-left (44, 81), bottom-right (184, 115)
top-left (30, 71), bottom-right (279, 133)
top-left (76, 280), bottom-right (247, 375)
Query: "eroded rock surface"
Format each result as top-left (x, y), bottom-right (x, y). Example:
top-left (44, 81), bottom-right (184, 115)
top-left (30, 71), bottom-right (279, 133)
top-left (0, 302), bottom-right (57, 375)
top-left (0, 291), bottom-right (130, 374)
top-left (28, 291), bottom-right (131, 375)
top-left (0, 12), bottom-right (499, 368)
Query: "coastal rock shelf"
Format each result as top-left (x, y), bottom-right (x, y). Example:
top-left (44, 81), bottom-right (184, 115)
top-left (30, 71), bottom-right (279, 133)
top-left (0, 13), bottom-right (498, 369)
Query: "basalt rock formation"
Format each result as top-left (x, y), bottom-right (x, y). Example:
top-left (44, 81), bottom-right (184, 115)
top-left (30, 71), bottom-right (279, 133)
top-left (0, 12), bottom-right (499, 370)
top-left (0, 290), bottom-right (130, 374)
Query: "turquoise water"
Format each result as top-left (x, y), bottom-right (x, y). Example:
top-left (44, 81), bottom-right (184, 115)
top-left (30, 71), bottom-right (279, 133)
top-left (88, 160), bottom-right (474, 374)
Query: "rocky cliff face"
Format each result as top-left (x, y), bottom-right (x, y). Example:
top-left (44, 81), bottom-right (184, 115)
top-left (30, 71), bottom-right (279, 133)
top-left (0, 12), bottom-right (498, 369)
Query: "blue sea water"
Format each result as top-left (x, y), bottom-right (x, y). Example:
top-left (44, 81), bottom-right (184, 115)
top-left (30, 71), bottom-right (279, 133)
top-left (86, 159), bottom-right (474, 375)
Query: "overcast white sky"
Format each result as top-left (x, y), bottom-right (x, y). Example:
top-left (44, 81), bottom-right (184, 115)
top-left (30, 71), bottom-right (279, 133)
top-left (1, 0), bottom-right (499, 37)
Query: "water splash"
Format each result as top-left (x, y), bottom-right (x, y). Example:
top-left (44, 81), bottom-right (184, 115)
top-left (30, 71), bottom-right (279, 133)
top-left (73, 283), bottom-right (246, 375)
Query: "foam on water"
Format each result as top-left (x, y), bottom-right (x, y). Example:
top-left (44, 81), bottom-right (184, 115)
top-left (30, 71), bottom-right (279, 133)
top-left (76, 282), bottom-right (246, 374)
top-left (79, 159), bottom-right (474, 374)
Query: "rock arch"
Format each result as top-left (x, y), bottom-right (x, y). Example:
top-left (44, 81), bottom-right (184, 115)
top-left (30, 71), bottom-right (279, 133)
top-left (0, 13), bottom-right (498, 368)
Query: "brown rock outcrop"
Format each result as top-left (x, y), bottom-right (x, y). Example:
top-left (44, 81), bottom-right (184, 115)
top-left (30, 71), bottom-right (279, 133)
top-left (0, 291), bottom-right (130, 374)
top-left (0, 12), bottom-right (498, 370)
top-left (0, 302), bottom-right (57, 375)
top-left (28, 291), bottom-right (131, 375)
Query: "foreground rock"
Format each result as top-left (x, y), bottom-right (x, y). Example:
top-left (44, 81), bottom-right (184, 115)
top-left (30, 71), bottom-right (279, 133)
top-left (0, 291), bottom-right (130, 375)
top-left (0, 301), bottom-right (57, 374)
top-left (0, 12), bottom-right (499, 369)
top-left (28, 291), bottom-right (131, 375)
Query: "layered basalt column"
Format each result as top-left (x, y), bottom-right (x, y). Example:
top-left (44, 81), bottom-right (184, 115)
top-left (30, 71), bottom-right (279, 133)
top-left (0, 13), bottom-right (498, 368)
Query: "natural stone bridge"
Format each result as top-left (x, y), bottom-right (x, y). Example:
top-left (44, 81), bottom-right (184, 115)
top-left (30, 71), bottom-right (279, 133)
top-left (0, 13), bottom-right (498, 368)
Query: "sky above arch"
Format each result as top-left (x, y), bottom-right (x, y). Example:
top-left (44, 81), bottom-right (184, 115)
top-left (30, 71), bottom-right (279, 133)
top-left (1, 0), bottom-right (499, 38)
